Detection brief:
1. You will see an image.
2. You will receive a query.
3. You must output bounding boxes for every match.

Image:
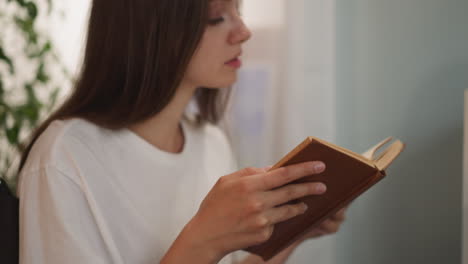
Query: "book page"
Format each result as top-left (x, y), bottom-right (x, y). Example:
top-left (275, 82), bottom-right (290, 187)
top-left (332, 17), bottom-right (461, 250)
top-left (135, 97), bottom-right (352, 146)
top-left (362, 137), bottom-right (393, 160)
top-left (374, 140), bottom-right (405, 170)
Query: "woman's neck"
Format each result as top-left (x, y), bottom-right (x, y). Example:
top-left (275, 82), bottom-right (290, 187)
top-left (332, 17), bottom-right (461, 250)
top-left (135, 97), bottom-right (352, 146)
top-left (128, 85), bottom-right (195, 153)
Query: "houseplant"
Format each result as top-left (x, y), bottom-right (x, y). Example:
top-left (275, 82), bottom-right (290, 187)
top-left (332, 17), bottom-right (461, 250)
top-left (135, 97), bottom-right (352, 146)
top-left (0, 0), bottom-right (70, 192)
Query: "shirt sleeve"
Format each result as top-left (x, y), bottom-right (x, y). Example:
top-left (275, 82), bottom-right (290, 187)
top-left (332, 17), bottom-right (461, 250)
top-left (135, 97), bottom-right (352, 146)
top-left (18, 166), bottom-right (115, 264)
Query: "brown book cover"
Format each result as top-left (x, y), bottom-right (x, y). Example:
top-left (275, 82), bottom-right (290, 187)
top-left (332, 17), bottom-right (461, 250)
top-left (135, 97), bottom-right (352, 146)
top-left (244, 136), bottom-right (405, 260)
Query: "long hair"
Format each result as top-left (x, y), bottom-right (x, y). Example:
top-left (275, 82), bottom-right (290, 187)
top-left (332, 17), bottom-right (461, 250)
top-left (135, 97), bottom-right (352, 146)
top-left (18, 0), bottom-right (231, 172)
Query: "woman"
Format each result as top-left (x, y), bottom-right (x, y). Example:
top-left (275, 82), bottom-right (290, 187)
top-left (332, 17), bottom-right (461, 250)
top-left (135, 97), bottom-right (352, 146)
top-left (17, 0), bottom-right (346, 263)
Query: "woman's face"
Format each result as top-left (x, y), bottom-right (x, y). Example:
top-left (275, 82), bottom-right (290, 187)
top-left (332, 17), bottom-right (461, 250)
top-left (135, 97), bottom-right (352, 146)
top-left (183, 0), bottom-right (252, 89)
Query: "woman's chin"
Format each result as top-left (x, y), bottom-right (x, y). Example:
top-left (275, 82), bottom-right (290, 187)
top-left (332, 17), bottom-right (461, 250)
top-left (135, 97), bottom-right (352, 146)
top-left (223, 74), bottom-right (238, 86)
top-left (202, 77), bottom-right (238, 89)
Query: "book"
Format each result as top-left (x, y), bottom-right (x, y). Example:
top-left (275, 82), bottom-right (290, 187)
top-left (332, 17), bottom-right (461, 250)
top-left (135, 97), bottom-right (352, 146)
top-left (244, 136), bottom-right (405, 260)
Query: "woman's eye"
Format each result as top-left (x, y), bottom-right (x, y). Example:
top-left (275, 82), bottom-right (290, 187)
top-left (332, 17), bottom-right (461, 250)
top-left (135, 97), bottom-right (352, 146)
top-left (208, 17), bottom-right (225, 25)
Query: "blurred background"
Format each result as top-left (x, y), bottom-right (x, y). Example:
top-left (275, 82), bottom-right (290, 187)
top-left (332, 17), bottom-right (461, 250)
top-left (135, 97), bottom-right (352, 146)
top-left (1, 0), bottom-right (468, 263)
top-left (233, 1), bottom-right (468, 263)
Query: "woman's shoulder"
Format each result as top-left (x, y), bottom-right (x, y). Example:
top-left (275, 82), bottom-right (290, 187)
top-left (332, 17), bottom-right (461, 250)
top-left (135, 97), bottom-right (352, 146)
top-left (22, 118), bottom-right (114, 174)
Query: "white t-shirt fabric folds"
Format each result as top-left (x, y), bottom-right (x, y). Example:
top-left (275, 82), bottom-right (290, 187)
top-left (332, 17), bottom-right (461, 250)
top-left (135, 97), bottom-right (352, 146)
top-left (18, 118), bottom-right (241, 264)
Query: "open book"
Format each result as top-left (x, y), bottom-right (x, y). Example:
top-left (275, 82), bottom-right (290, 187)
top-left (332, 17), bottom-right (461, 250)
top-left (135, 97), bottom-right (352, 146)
top-left (244, 136), bottom-right (405, 260)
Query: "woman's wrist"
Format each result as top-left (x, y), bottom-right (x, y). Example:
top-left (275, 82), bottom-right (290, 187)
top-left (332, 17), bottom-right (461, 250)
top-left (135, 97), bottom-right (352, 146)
top-left (161, 217), bottom-right (223, 264)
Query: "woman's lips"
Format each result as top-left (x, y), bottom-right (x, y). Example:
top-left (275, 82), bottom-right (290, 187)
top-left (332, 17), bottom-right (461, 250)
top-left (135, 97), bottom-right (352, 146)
top-left (225, 58), bottom-right (242, 68)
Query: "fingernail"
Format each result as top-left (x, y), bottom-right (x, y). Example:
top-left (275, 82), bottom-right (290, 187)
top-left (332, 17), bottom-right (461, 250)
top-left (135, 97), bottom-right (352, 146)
top-left (314, 162), bottom-right (325, 172)
top-left (316, 183), bottom-right (327, 193)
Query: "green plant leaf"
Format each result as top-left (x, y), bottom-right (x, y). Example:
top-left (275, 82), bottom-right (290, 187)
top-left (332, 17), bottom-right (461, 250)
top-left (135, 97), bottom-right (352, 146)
top-left (25, 83), bottom-right (42, 106)
top-left (25, 2), bottom-right (38, 20)
top-left (15, 0), bottom-right (27, 6)
top-left (47, 87), bottom-right (60, 111)
top-left (6, 122), bottom-right (20, 145)
top-left (0, 106), bottom-right (6, 126)
top-left (29, 41), bottom-right (52, 58)
top-left (14, 15), bottom-right (37, 44)
top-left (39, 41), bottom-right (52, 57)
top-left (36, 62), bottom-right (49, 83)
top-left (0, 46), bottom-right (15, 74)
top-left (0, 75), bottom-right (4, 99)
top-left (17, 103), bottom-right (39, 124)
top-left (2, 0), bottom-right (70, 182)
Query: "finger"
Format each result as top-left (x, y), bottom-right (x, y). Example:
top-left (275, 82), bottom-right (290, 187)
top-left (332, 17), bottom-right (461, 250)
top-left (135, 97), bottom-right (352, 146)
top-left (262, 182), bottom-right (326, 208)
top-left (252, 161), bottom-right (326, 191)
top-left (319, 219), bottom-right (341, 234)
top-left (301, 228), bottom-right (325, 239)
top-left (241, 202), bottom-right (308, 233)
top-left (317, 229), bottom-right (328, 236)
top-left (235, 167), bottom-right (269, 178)
top-left (331, 208), bottom-right (346, 221)
top-left (230, 225), bottom-right (275, 248)
top-left (263, 202), bottom-right (308, 226)
top-left (244, 225), bottom-right (275, 246)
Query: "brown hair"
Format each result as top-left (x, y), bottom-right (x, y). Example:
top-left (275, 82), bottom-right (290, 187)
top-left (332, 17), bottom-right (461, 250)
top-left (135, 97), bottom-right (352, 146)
top-left (19, 0), bottom-right (231, 172)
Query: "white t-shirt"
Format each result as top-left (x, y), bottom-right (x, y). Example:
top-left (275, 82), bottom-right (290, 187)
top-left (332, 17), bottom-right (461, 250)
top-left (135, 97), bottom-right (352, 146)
top-left (18, 118), bottom-right (242, 264)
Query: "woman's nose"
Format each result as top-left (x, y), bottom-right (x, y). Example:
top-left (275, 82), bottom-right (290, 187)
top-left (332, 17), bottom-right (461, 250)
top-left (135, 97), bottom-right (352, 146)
top-left (229, 19), bottom-right (252, 44)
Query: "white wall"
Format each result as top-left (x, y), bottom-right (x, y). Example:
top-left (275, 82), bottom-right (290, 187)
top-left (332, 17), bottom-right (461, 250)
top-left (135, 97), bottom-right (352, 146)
top-left (49, 0), bottom-right (91, 94)
top-left (52, 0), bottom-right (91, 71)
top-left (286, 1), bottom-right (337, 263)
top-left (230, 1), bottom-right (338, 263)
top-left (242, 0), bottom-right (284, 29)
top-left (464, 90), bottom-right (468, 264)
top-left (335, 0), bottom-right (468, 263)
top-left (227, 0), bottom-right (286, 167)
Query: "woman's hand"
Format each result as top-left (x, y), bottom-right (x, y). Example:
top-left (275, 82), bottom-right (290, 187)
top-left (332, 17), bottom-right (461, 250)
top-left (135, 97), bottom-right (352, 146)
top-left (297, 207), bottom-right (347, 241)
top-left (181, 161), bottom-right (327, 263)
